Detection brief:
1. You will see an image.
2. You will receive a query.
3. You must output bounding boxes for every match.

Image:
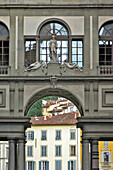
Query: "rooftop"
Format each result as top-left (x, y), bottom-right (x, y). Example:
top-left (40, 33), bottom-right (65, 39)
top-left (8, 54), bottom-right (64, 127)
top-left (30, 112), bottom-right (79, 126)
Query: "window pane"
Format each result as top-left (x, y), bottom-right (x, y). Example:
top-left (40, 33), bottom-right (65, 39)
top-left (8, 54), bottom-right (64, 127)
top-left (40, 55), bottom-right (46, 62)
top-left (25, 41), bottom-right (36, 67)
top-left (62, 41), bottom-right (68, 47)
top-left (72, 40), bottom-right (83, 67)
top-left (78, 48), bottom-right (82, 55)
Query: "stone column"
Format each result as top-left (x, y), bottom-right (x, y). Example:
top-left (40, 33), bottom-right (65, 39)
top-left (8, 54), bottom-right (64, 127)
top-left (91, 139), bottom-right (99, 170)
top-left (82, 138), bottom-right (90, 170)
top-left (17, 139), bottom-right (25, 170)
top-left (8, 140), bottom-right (17, 170)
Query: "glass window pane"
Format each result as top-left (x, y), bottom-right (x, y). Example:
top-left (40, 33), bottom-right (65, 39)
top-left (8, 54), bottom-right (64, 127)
top-left (78, 41), bottom-right (82, 47)
top-left (62, 41), bottom-right (68, 47)
top-left (72, 48), bottom-right (77, 54)
top-left (40, 41), bottom-right (46, 47)
top-left (78, 55), bottom-right (83, 62)
top-left (78, 62), bottom-right (83, 67)
top-left (62, 48), bottom-right (68, 54)
top-left (78, 48), bottom-right (82, 55)
top-left (72, 55), bottom-right (77, 62)
top-left (40, 55), bottom-right (46, 61)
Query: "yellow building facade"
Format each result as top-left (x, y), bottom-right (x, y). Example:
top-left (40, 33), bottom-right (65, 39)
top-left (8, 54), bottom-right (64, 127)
top-left (99, 141), bottom-right (113, 170)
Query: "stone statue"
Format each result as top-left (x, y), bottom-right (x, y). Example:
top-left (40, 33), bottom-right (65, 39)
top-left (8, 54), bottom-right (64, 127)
top-left (49, 34), bottom-right (58, 62)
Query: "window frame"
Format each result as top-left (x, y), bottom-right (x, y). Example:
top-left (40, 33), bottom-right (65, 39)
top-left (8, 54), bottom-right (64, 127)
top-left (99, 21), bottom-right (113, 66)
top-left (41, 145), bottom-right (47, 157)
top-left (56, 130), bottom-right (61, 140)
top-left (55, 145), bottom-right (62, 157)
top-left (70, 145), bottom-right (76, 156)
top-left (26, 131), bottom-right (34, 141)
top-left (71, 39), bottom-right (84, 67)
top-left (27, 146), bottom-right (33, 157)
top-left (41, 130), bottom-right (47, 140)
top-left (70, 129), bottom-right (76, 140)
top-left (55, 160), bottom-right (62, 170)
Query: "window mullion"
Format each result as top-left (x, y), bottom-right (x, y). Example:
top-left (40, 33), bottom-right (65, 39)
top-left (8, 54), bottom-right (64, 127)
top-left (2, 41), bottom-right (3, 66)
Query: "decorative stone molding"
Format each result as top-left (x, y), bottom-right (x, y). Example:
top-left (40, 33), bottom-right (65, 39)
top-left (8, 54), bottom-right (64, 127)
top-left (50, 75), bottom-right (58, 88)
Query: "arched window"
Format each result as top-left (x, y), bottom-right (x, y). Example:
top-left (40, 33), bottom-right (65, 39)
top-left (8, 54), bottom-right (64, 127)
top-left (39, 22), bottom-right (69, 63)
top-left (99, 21), bottom-right (113, 65)
top-left (24, 20), bottom-right (84, 67)
top-left (0, 23), bottom-right (9, 66)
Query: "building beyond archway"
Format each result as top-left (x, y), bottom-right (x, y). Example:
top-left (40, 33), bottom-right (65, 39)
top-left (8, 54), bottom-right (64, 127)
top-left (0, 1), bottom-right (113, 170)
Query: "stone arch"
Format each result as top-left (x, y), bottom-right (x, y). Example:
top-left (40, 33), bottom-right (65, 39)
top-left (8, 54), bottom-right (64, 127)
top-left (0, 21), bottom-right (9, 36)
top-left (24, 87), bottom-right (84, 116)
top-left (37, 18), bottom-right (72, 36)
top-left (99, 20), bottom-right (113, 34)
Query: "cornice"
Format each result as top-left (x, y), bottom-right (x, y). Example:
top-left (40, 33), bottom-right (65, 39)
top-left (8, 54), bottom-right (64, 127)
top-left (0, 4), bottom-right (113, 9)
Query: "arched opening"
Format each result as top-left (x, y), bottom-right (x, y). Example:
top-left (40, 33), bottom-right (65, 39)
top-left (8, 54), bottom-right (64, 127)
top-left (25, 88), bottom-right (83, 170)
top-left (0, 22), bottom-right (9, 66)
top-left (24, 88), bottom-right (84, 116)
top-left (99, 20), bottom-right (113, 66)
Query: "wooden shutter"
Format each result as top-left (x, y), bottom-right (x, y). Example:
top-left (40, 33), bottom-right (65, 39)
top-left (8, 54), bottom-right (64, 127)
top-left (47, 161), bottom-right (49, 170)
top-left (73, 160), bottom-right (76, 170)
top-left (68, 161), bottom-right (70, 170)
top-left (32, 131), bottom-right (34, 140)
top-left (109, 152), bottom-right (111, 162)
top-left (26, 161), bottom-right (27, 170)
top-left (39, 161), bottom-right (41, 170)
top-left (32, 161), bottom-right (35, 170)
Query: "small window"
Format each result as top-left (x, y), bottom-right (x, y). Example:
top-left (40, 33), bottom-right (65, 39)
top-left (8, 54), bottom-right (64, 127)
top-left (101, 152), bottom-right (111, 163)
top-left (56, 146), bottom-right (61, 156)
top-left (41, 131), bottom-right (47, 140)
top-left (104, 152), bottom-right (109, 162)
top-left (56, 130), bottom-right (61, 140)
top-left (26, 161), bottom-right (35, 170)
top-left (39, 161), bottom-right (49, 170)
top-left (70, 145), bottom-right (76, 156)
top-left (103, 141), bottom-right (108, 147)
top-left (41, 146), bottom-right (47, 156)
top-left (26, 131), bottom-right (34, 140)
top-left (25, 40), bottom-right (36, 67)
top-left (56, 160), bottom-right (61, 170)
top-left (27, 146), bottom-right (33, 157)
top-left (68, 161), bottom-right (76, 170)
top-left (70, 130), bottom-right (76, 140)
top-left (72, 40), bottom-right (83, 67)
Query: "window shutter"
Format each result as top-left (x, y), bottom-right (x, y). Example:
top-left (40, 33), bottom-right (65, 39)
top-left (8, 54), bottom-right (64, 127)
top-left (26, 161), bottom-right (27, 170)
top-left (32, 161), bottom-right (35, 170)
top-left (109, 152), bottom-right (111, 162)
top-left (32, 131), bottom-right (34, 140)
top-left (47, 161), bottom-right (49, 170)
top-left (68, 161), bottom-right (70, 170)
top-left (101, 152), bottom-right (104, 162)
top-left (39, 161), bottom-right (41, 170)
top-left (73, 160), bottom-right (76, 170)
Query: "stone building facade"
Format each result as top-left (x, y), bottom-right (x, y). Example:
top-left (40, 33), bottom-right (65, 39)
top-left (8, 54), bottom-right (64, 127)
top-left (0, 0), bottom-right (113, 170)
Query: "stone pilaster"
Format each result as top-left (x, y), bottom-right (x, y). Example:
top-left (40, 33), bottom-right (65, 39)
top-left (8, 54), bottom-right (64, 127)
top-left (17, 139), bottom-right (25, 170)
top-left (82, 138), bottom-right (90, 170)
top-left (91, 139), bottom-right (99, 170)
top-left (8, 140), bottom-right (17, 170)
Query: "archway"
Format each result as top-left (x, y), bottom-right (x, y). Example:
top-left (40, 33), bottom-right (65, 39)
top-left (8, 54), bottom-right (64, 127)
top-left (24, 87), bottom-right (84, 116)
